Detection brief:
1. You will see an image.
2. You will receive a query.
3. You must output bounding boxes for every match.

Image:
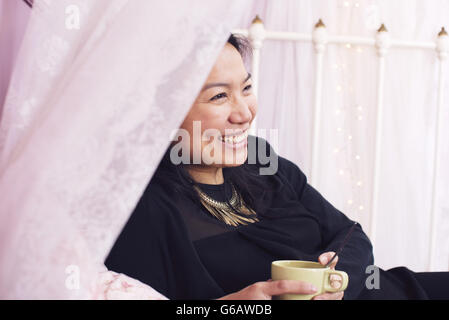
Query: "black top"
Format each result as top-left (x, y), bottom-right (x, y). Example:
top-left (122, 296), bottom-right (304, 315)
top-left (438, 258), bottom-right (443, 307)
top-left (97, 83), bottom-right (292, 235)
top-left (105, 137), bottom-right (430, 300)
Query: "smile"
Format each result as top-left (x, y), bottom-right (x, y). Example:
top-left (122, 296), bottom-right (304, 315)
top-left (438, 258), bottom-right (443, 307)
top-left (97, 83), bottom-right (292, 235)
top-left (219, 130), bottom-right (249, 148)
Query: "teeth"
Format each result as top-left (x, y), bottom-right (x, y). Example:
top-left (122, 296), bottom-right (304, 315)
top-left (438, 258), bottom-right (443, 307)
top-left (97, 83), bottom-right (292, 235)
top-left (220, 130), bottom-right (248, 144)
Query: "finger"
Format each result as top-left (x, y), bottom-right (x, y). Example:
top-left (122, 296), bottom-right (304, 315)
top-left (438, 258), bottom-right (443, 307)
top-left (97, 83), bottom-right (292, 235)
top-left (319, 252), bottom-right (338, 268)
top-left (318, 251), bottom-right (334, 264)
top-left (330, 274), bottom-right (342, 282)
top-left (330, 279), bottom-right (342, 289)
top-left (312, 291), bottom-right (344, 300)
top-left (264, 280), bottom-right (318, 297)
top-left (329, 258), bottom-right (339, 269)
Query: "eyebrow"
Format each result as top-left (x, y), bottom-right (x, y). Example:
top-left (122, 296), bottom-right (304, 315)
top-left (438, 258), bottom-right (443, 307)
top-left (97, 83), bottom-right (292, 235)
top-left (201, 73), bottom-right (252, 92)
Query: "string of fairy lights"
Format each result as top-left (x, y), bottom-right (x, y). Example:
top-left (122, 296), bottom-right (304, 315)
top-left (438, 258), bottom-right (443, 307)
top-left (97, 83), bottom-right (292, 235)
top-left (333, 71), bottom-right (366, 214)
top-left (342, 1), bottom-right (361, 8)
top-left (334, 0), bottom-right (369, 217)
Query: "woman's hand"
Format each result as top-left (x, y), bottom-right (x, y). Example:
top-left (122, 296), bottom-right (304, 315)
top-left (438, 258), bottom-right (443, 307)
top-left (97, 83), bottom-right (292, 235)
top-left (218, 280), bottom-right (318, 300)
top-left (312, 251), bottom-right (344, 300)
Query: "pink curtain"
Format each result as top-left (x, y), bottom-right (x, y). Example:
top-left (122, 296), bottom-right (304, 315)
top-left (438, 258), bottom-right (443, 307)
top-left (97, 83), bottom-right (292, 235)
top-left (0, 0), bottom-right (31, 115)
top-left (0, 0), bottom-right (253, 299)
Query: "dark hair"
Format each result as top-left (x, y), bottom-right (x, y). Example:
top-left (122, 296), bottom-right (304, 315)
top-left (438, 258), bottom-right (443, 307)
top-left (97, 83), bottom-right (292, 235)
top-left (151, 35), bottom-right (277, 219)
top-left (227, 33), bottom-right (253, 64)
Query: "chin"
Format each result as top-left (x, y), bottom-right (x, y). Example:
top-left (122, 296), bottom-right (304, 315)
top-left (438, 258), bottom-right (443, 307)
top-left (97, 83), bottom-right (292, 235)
top-left (221, 162), bottom-right (246, 168)
top-left (203, 144), bottom-right (248, 167)
top-left (221, 150), bottom-right (248, 167)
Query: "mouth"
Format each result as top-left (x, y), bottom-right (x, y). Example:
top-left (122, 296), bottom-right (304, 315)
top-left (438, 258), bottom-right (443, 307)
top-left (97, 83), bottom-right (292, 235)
top-left (219, 129), bottom-right (249, 149)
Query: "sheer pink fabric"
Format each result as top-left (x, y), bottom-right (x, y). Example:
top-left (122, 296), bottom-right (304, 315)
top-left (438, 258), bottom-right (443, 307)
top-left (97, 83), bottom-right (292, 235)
top-left (0, 0), bottom-right (252, 299)
top-left (0, 0), bottom-right (31, 111)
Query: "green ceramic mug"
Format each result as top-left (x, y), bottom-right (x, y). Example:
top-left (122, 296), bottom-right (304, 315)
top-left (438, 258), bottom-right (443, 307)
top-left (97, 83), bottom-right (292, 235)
top-left (271, 260), bottom-right (349, 300)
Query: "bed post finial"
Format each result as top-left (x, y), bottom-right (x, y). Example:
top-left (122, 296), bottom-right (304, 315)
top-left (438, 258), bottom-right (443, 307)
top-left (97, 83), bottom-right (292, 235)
top-left (252, 15), bottom-right (263, 25)
top-left (377, 24), bottom-right (388, 33)
top-left (315, 19), bottom-right (326, 28)
top-left (436, 27), bottom-right (449, 60)
top-left (438, 27), bottom-right (448, 37)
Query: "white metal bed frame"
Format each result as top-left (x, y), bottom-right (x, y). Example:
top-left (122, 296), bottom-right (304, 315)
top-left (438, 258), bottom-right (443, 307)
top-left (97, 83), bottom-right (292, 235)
top-left (233, 16), bottom-right (449, 271)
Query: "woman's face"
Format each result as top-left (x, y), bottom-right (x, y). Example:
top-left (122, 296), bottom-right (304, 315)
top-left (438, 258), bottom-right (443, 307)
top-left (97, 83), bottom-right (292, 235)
top-left (179, 42), bottom-right (257, 167)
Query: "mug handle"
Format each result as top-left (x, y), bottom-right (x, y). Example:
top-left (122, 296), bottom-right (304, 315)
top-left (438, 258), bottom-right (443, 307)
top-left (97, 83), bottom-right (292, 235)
top-left (324, 270), bottom-right (349, 293)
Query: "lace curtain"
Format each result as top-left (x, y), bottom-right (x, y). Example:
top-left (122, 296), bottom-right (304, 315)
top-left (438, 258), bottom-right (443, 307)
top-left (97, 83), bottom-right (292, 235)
top-left (0, 0), bottom-right (30, 109)
top-left (0, 0), bottom-right (252, 299)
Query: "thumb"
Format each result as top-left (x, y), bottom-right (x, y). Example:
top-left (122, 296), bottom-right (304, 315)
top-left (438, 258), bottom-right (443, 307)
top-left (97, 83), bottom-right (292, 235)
top-left (319, 251), bottom-right (336, 265)
top-left (319, 256), bottom-right (328, 265)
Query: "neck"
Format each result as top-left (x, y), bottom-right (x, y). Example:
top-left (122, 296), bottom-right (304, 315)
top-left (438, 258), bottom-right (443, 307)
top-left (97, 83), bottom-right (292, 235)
top-left (186, 165), bottom-right (224, 185)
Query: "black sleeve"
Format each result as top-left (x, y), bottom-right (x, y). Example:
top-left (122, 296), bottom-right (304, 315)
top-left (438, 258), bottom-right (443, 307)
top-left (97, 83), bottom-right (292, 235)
top-left (279, 156), bottom-right (375, 299)
top-left (105, 182), bottom-right (225, 299)
top-left (104, 184), bottom-right (175, 297)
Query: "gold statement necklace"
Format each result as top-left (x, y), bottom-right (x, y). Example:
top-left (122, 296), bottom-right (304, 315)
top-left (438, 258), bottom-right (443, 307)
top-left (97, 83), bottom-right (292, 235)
top-left (193, 183), bottom-right (259, 227)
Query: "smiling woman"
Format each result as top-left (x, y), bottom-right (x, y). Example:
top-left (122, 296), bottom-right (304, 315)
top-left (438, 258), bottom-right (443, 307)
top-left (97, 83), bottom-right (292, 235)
top-left (105, 34), bottom-right (449, 300)
top-left (159, 34), bottom-right (270, 229)
top-left (180, 35), bottom-right (256, 183)
top-left (105, 34), bottom-right (363, 300)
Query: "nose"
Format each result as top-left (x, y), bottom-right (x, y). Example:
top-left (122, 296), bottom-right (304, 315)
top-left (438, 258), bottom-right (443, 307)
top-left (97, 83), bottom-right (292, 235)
top-left (229, 96), bottom-right (254, 125)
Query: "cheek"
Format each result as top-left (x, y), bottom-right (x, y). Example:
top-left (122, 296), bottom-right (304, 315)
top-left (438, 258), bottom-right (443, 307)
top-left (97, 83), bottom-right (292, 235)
top-left (247, 96), bottom-right (258, 119)
top-left (182, 105), bottom-right (231, 154)
top-left (197, 105), bottom-right (231, 132)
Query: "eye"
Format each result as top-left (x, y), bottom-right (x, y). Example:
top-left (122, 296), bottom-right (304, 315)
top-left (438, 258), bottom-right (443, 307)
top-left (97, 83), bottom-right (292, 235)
top-left (243, 84), bottom-right (252, 92)
top-left (210, 93), bottom-right (227, 101)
